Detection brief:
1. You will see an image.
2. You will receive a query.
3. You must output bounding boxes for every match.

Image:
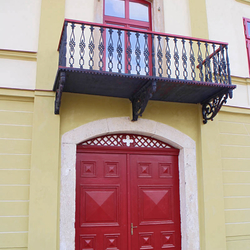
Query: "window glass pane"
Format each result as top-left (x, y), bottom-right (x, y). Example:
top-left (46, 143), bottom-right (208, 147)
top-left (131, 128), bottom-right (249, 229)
top-left (248, 22), bottom-right (250, 36)
top-left (105, 0), bottom-right (125, 18)
top-left (129, 1), bottom-right (149, 22)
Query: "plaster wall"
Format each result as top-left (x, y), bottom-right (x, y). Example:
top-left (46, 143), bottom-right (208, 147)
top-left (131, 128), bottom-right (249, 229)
top-left (218, 109), bottom-right (250, 250)
top-left (0, 94), bottom-right (34, 250)
top-left (65, 0), bottom-right (95, 22)
top-left (163, 0), bottom-right (191, 36)
top-left (0, 59), bottom-right (37, 89)
top-left (206, 0), bottom-right (250, 77)
top-left (227, 78), bottom-right (250, 108)
top-left (0, 0), bottom-right (42, 52)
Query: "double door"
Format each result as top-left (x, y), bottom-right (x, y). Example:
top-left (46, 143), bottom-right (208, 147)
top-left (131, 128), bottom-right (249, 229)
top-left (75, 150), bottom-right (181, 249)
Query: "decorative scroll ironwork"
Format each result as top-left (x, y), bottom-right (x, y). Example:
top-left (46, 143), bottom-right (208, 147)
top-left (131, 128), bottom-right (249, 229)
top-left (56, 20), bottom-right (235, 124)
top-left (59, 20), bottom-right (232, 85)
top-left (205, 42), bottom-right (212, 82)
top-left (225, 45), bottom-right (233, 98)
top-left (143, 33), bottom-right (149, 75)
top-left (108, 28), bottom-right (114, 72)
top-left (151, 34), bottom-right (156, 76)
top-left (157, 35), bottom-right (163, 77)
top-left (220, 45), bottom-right (227, 83)
top-left (117, 29), bottom-right (123, 73)
top-left (189, 40), bottom-right (196, 81)
top-left (88, 26), bottom-right (95, 70)
top-left (126, 31), bottom-right (132, 74)
top-left (55, 71), bottom-right (66, 114)
top-left (69, 23), bottom-right (76, 67)
top-left (98, 27), bottom-right (104, 71)
top-left (130, 81), bottom-right (157, 121)
top-left (197, 41), bottom-right (204, 81)
top-left (79, 24), bottom-right (85, 69)
top-left (59, 22), bottom-right (68, 67)
top-left (212, 43), bottom-right (218, 83)
top-left (182, 39), bottom-right (188, 80)
top-left (202, 92), bottom-right (229, 124)
top-left (165, 36), bottom-right (171, 78)
top-left (135, 32), bottom-right (141, 75)
top-left (173, 38), bottom-right (180, 79)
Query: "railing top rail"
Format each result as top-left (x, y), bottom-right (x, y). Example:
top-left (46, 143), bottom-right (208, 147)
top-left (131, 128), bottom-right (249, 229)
top-left (57, 18), bottom-right (228, 51)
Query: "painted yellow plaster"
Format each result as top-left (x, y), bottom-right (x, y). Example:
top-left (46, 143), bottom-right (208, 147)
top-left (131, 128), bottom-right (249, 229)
top-left (236, 0), bottom-right (250, 5)
top-left (199, 119), bottom-right (227, 250)
top-left (28, 94), bottom-right (60, 250)
top-left (0, 186), bottom-right (29, 200)
top-left (0, 49), bottom-right (37, 61)
top-left (188, 0), bottom-right (209, 39)
top-left (35, 0), bottom-right (65, 90)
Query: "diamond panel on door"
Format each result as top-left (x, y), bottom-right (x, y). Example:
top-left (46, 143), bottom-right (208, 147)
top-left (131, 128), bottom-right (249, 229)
top-left (75, 152), bottom-right (127, 250)
top-left (139, 186), bottom-right (174, 225)
top-left (130, 154), bottom-right (181, 250)
top-left (80, 186), bottom-right (119, 226)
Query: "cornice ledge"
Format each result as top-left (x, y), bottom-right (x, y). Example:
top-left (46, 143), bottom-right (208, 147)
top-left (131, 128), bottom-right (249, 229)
top-left (235, 0), bottom-right (250, 5)
top-left (231, 75), bottom-right (250, 85)
top-left (0, 49), bottom-right (37, 61)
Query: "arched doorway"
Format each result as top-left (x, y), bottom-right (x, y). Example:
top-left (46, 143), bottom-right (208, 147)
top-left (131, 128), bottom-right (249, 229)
top-left (60, 117), bottom-right (199, 250)
top-left (75, 134), bottom-right (181, 249)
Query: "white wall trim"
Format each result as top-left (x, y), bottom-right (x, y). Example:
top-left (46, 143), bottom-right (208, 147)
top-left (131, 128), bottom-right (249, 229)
top-left (60, 117), bottom-right (200, 250)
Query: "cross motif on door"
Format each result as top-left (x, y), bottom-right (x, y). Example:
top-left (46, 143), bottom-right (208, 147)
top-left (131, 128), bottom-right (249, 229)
top-left (122, 135), bottom-right (133, 146)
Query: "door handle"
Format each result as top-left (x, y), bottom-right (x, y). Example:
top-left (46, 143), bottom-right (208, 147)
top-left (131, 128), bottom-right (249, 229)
top-left (131, 223), bottom-right (137, 235)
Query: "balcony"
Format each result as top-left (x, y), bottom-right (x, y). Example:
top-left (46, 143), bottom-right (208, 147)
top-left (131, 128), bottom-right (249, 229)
top-left (53, 19), bottom-right (236, 123)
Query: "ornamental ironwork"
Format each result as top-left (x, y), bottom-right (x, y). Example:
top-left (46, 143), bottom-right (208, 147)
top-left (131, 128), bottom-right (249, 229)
top-left (55, 19), bottom-right (236, 123)
top-left (81, 134), bottom-right (173, 149)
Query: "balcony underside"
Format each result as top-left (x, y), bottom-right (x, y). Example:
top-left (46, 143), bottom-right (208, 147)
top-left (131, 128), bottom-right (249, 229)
top-left (54, 67), bottom-right (235, 103)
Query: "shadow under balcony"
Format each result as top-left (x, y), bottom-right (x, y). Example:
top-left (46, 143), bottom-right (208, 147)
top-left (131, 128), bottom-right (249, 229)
top-left (53, 19), bottom-right (236, 123)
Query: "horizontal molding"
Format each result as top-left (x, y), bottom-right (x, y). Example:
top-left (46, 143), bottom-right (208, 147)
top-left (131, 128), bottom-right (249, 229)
top-left (227, 235), bottom-right (250, 241)
top-left (0, 49), bottom-right (37, 61)
top-left (235, 0), bottom-right (250, 5)
top-left (221, 105), bottom-right (250, 115)
top-left (231, 75), bottom-right (250, 85)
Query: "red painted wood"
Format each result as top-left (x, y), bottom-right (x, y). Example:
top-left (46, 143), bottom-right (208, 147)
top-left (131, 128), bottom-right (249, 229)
top-left (75, 152), bottom-right (128, 250)
top-left (130, 154), bottom-right (181, 249)
top-left (243, 18), bottom-right (250, 75)
top-left (76, 139), bottom-right (181, 250)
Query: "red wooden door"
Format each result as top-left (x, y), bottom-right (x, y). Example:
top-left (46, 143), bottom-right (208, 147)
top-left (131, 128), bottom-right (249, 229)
top-left (75, 139), bottom-right (181, 250)
top-left (130, 154), bottom-right (181, 249)
top-left (75, 153), bottom-right (128, 250)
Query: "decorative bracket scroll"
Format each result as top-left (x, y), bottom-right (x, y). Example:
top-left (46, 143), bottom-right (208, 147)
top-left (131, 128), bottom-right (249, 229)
top-left (201, 90), bottom-right (231, 124)
top-left (55, 71), bottom-right (66, 114)
top-left (130, 80), bottom-right (157, 121)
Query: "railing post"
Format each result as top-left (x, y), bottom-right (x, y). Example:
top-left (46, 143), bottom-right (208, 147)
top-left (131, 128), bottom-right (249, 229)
top-left (225, 45), bottom-right (233, 98)
top-left (151, 34), bottom-right (156, 76)
top-left (59, 21), bottom-right (68, 67)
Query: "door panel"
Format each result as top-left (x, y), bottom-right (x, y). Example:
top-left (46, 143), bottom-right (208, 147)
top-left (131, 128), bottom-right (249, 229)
top-left (130, 154), bottom-right (181, 250)
top-left (76, 153), bottom-right (128, 250)
top-left (76, 151), bottom-right (181, 250)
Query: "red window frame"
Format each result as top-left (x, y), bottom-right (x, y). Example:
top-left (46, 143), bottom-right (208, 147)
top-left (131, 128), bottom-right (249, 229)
top-left (103, 0), bottom-right (152, 30)
top-left (103, 0), bottom-right (152, 75)
top-left (243, 17), bottom-right (250, 74)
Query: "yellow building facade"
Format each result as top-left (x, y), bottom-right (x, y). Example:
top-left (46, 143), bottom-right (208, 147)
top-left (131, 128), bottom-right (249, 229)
top-left (0, 0), bottom-right (250, 250)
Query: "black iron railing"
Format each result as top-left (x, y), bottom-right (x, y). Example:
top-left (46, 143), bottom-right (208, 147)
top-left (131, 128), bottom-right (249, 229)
top-left (58, 19), bottom-right (232, 85)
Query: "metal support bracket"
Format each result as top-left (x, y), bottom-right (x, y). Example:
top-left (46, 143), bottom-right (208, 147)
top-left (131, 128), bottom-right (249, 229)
top-left (130, 80), bottom-right (157, 121)
top-left (54, 71), bottom-right (66, 114)
top-left (201, 90), bottom-right (232, 124)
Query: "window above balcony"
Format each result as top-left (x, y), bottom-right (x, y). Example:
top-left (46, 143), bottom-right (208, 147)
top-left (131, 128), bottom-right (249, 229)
top-left (53, 19), bottom-right (236, 124)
